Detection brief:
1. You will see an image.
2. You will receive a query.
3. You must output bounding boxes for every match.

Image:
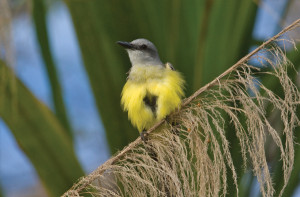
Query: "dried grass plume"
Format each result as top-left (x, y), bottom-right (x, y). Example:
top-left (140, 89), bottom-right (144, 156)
top-left (63, 19), bottom-right (300, 197)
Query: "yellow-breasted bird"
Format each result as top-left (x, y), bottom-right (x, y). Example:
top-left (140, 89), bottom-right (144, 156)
top-left (117, 38), bottom-right (185, 141)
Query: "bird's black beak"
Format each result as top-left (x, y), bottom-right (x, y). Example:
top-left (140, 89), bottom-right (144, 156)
top-left (117, 41), bottom-right (135, 50)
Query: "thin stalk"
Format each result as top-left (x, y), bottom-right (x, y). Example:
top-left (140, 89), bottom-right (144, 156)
top-left (62, 18), bottom-right (300, 196)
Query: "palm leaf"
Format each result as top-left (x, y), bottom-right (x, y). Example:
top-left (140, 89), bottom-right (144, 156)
top-left (0, 61), bottom-right (84, 197)
top-left (32, 0), bottom-right (72, 137)
top-left (65, 0), bottom-right (257, 154)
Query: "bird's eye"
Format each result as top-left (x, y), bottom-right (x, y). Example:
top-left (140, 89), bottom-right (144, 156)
top-left (141, 44), bottom-right (147, 49)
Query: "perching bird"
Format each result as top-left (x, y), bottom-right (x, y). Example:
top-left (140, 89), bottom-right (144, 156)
top-left (117, 38), bottom-right (185, 141)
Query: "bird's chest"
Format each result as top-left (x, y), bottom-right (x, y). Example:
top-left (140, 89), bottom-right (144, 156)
top-left (130, 78), bottom-right (163, 112)
top-left (127, 66), bottom-right (167, 113)
top-left (128, 65), bottom-right (165, 83)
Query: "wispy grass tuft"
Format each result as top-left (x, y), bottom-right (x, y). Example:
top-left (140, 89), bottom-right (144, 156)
top-left (62, 19), bottom-right (300, 197)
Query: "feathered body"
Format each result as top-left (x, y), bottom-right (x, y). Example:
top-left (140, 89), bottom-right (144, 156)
top-left (118, 38), bottom-right (185, 133)
top-left (121, 64), bottom-right (184, 132)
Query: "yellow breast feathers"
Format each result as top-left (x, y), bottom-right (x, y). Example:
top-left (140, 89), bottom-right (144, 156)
top-left (121, 64), bottom-right (185, 132)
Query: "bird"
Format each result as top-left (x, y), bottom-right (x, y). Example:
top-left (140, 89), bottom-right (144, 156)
top-left (117, 38), bottom-right (185, 142)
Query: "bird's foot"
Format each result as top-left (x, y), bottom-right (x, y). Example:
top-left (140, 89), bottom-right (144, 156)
top-left (140, 130), bottom-right (148, 143)
top-left (165, 115), bottom-right (172, 125)
top-left (165, 115), bottom-right (178, 126)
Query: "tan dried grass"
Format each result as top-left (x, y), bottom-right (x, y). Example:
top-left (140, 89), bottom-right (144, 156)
top-left (63, 19), bottom-right (300, 197)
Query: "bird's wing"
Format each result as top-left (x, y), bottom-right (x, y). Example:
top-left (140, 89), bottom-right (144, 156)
top-left (165, 62), bottom-right (175, 71)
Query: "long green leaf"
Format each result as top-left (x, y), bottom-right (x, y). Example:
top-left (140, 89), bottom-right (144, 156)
top-left (65, 1), bottom-right (137, 153)
top-left (65, 0), bottom-right (257, 152)
top-left (32, 0), bottom-right (72, 137)
top-left (0, 186), bottom-right (3, 197)
top-left (0, 61), bottom-right (84, 197)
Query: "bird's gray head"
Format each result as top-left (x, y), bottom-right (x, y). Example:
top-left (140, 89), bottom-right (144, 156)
top-left (117, 38), bottom-right (163, 66)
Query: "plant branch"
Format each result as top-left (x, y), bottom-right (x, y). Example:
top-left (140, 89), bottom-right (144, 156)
top-left (62, 18), bottom-right (300, 196)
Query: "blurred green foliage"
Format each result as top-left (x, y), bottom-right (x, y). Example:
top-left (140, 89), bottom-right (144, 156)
top-left (33, 0), bottom-right (72, 138)
top-left (0, 0), bottom-right (299, 196)
top-left (65, 0), bottom-right (257, 152)
top-left (0, 61), bottom-right (84, 196)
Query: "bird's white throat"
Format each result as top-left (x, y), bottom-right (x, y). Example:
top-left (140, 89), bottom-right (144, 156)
top-left (127, 49), bottom-right (163, 66)
top-left (128, 64), bottom-right (165, 82)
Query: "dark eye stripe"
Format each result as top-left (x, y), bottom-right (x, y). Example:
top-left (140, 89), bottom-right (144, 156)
top-left (140, 44), bottom-right (147, 50)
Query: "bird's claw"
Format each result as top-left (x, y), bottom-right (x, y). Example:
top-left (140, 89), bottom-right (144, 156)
top-left (140, 130), bottom-right (148, 143)
top-left (165, 115), bottom-right (173, 125)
